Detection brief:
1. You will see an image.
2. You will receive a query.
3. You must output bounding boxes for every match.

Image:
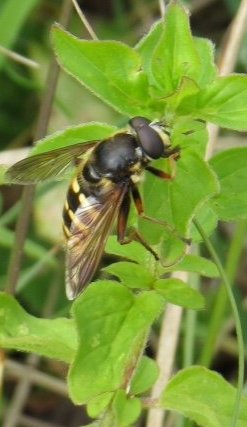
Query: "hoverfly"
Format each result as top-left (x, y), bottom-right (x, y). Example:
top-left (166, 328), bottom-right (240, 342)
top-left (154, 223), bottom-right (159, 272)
top-left (6, 117), bottom-right (180, 300)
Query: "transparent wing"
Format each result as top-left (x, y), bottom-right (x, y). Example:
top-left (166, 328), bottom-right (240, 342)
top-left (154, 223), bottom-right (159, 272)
top-left (6, 141), bottom-right (96, 184)
top-left (65, 186), bottom-right (127, 300)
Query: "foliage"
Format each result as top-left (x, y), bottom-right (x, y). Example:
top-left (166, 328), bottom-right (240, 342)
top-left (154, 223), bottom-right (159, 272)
top-left (2, 2), bottom-right (247, 427)
top-left (162, 366), bottom-right (247, 427)
top-left (0, 0), bottom-right (40, 69)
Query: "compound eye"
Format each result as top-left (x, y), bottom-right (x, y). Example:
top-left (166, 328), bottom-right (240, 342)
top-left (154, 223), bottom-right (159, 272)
top-left (129, 117), bottom-right (164, 159)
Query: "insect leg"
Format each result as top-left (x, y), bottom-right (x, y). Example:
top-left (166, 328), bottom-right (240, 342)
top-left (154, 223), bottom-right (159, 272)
top-left (147, 158), bottom-right (180, 180)
top-left (117, 191), bottom-right (159, 260)
top-left (117, 191), bottom-right (131, 243)
top-left (131, 185), bottom-right (191, 245)
top-left (146, 146), bottom-right (180, 179)
top-left (146, 165), bottom-right (173, 180)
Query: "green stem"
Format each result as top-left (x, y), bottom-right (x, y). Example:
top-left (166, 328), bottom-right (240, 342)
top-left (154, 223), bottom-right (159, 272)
top-left (194, 219), bottom-right (245, 427)
top-left (0, 202), bottom-right (20, 227)
top-left (183, 246), bottom-right (199, 368)
top-left (178, 248), bottom-right (199, 427)
top-left (183, 296), bottom-right (197, 369)
top-left (0, 226), bottom-right (57, 267)
top-left (17, 245), bottom-right (59, 292)
top-left (199, 220), bottom-right (247, 366)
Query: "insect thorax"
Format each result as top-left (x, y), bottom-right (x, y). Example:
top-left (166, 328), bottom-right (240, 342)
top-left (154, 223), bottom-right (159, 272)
top-left (62, 132), bottom-right (147, 238)
top-left (91, 133), bottom-right (144, 181)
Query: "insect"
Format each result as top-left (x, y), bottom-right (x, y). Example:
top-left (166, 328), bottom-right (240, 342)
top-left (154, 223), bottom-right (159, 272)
top-left (6, 117), bottom-right (181, 300)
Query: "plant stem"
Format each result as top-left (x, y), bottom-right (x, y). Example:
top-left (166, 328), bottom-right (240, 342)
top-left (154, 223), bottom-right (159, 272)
top-left (71, 0), bottom-right (98, 40)
top-left (17, 245), bottom-right (59, 292)
top-left (183, 273), bottom-right (199, 367)
top-left (194, 219), bottom-right (245, 427)
top-left (199, 220), bottom-right (247, 366)
top-left (146, 296), bottom-right (184, 427)
top-left (178, 248), bottom-right (199, 427)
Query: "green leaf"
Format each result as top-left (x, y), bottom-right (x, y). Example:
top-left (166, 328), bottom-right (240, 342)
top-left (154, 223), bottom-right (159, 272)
top-left (167, 151), bottom-right (219, 233)
top-left (68, 281), bottom-right (164, 404)
top-left (151, 3), bottom-right (200, 95)
top-left (159, 234), bottom-right (187, 268)
top-left (193, 37), bottom-right (217, 87)
top-left (130, 356), bottom-right (159, 395)
top-left (87, 392), bottom-right (114, 418)
top-left (210, 147), bottom-right (247, 220)
top-left (135, 20), bottom-right (163, 87)
top-left (161, 366), bottom-right (247, 427)
top-left (136, 150), bottom-right (218, 267)
top-left (0, 293), bottom-right (77, 363)
top-left (31, 122), bottom-right (118, 155)
top-left (191, 202), bottom-right (218, 240)
top-left (112, 390), bottom-right (141, 427)
top-left (105, 236), bottom-right (152, 266)
top-left (103, 262), bottom-right (155, 289)
top-left (136, 19), bottom-right (162, 52)
top-left (154, 278), bottom-right (204, 310)
top-left (52, 25), bottom-right (151, 117)
top-left (171, 118), bottom-right (208, 157)
top-left (142, 150), bottom-right (219, 238)
top-left (173, 255), bottom-right (219, 278)
top-left (179, 75), bottom-right (247, 130)
top-left (165, 77), bottom-right (200, 111)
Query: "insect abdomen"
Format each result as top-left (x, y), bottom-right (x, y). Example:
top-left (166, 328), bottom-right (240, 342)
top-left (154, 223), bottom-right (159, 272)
top-left (62, 173), bottom-right (108, 238)
top-left (62, 176), bottom-right (84, 238)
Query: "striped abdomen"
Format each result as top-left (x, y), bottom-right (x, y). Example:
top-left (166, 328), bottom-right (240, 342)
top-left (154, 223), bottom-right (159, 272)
top-left (62, 175), bottom-right (80, 239)
top-left (62, 173), bottom-right (94, 239)
top-left (62, 166), bottom-right (125, 299)
top-left (62, 165), bottom-right (114, 239)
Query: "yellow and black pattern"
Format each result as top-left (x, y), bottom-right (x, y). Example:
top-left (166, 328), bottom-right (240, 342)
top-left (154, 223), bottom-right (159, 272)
top-left (62, 176), bottom-right (82, 237)
top-left (6, 116), bottom-right (179, 299)
top-left (64, 181), bottom-right (127, 300)
top-left (62, 171), bottom-right (115, 239)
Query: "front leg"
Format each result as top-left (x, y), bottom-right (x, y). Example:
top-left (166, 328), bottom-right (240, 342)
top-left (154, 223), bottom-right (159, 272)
top-left (145, 165), bottom-right (173, 180)
top-left (146, 146), bottom-right (180, 180)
